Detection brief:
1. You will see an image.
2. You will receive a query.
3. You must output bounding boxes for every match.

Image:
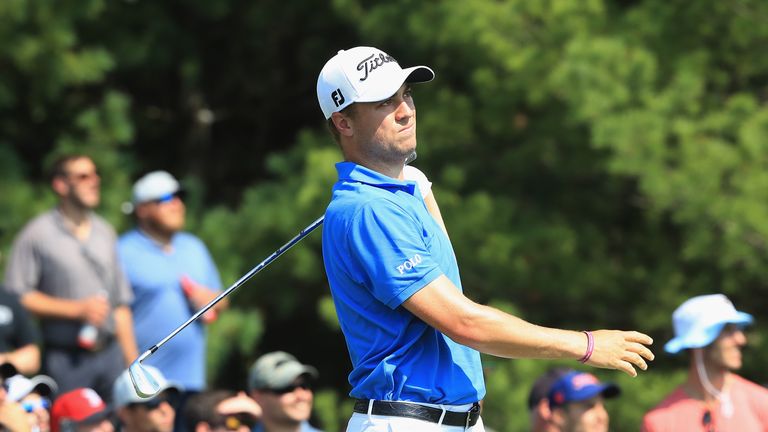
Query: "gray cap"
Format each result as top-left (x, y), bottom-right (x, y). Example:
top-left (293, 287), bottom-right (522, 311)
top-left (112, 365), bottom-right (182, 408)
top-left (248, 351), bottom-right (318, 391)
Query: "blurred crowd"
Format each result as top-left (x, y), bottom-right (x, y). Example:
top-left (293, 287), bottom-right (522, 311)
top-left (0, 154), bottom-right (765, 432)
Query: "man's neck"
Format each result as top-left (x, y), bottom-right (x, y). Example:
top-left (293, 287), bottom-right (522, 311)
top-left (686, 361), bottom-right (731, 402)
top-left (138, 224), bottom-right (175, 251)
top-left (57, 202), bottom-right (92, 240)
top-left (262, 420), bottom-right (302, 432)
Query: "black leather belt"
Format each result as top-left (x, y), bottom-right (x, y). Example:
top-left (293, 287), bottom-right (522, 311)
top-left (353, 399), bottom-right (481, 428)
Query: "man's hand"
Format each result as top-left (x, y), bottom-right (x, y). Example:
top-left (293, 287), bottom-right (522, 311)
top-left (586, 330), bottom-right (654, 377)
top-left (0, 401), bottom-right (31, 432)
top-left (79, 295), bottom-right (110, 326)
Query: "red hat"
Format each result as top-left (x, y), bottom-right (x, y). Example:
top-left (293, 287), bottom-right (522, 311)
top-left (51, 388), bottom-right (110, 432)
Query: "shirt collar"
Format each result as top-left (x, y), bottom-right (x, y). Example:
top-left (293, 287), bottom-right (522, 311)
top-left (336, 161), bottom-right (417, 196)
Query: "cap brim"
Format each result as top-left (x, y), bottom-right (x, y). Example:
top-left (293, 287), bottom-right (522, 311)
top-left (665, 312), bottom-right (754, 354)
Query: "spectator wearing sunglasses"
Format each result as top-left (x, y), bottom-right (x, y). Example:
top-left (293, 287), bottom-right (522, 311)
top-left (247, 352), bottom-right (322, 432)
top-left (182, 390), bottom-right (260, 432)
top-left (642, 294), bottom-right (768, 431)
top-left (112, 365), bottom-right (181, 432)
top-left (3, 155), bottom-right (138, 401)
top-left (118, 171), bottom-right (226, 431)
top-left (6, 372), bottom-right (57, 432)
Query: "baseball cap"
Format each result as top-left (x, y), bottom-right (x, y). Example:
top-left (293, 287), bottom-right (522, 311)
top-left (316, 46), bottom-right (435, 119)
top-left (113, 365), bottom-right (183, 409)
top-left (527, 367), bottom-right (571, 410)
top-left (548, 371), bottom-right (620, 408)
top-left (6, 374), bottom-right (58, 402)
top-left (248, 351), bottom-right (318, 391)
top-left (51, 388), bottom-right (111, 432)
top-left (664, 294), bottom-right (753, 354)
top-left (132, 171), bottom-right (182, 205)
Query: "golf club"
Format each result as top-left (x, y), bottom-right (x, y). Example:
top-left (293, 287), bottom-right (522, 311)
top-left (128, 150), bottom-right (418, 397)
top-left (129, 215), bottom-right (324, 397)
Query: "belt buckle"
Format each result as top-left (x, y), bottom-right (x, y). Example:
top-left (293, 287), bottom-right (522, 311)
top-left (465, 403), bottom-right (480, 429)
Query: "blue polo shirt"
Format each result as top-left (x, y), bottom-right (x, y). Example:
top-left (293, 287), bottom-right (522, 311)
top-left (118, 229), bottom-right (222, 391)
top-left (322, 162), bottom-right (485, 404)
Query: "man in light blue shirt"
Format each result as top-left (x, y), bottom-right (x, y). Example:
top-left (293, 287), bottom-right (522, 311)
top-left (317, 46), bottom-right (656, 432)
top-left (118, 171), bottom-right (226, 430)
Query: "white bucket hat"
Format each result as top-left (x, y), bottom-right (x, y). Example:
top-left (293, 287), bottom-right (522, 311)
top-left (316, 46), bottom-right (434, 119)
top-left (664, 294), bottom-right (753, 354)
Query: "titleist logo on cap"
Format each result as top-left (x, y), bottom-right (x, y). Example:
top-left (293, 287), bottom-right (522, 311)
top-left (357, 53), bottom-right (397, 82)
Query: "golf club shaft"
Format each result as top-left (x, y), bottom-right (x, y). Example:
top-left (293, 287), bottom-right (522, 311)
top-left (140, 215), bottom-right (325, 357)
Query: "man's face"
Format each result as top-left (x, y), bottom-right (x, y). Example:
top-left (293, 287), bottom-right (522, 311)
top-left (56, 157), bottom-right (101, 209)
top-left (348, 85), bottom-right (417, 166)
top-left (136, 193), bottom-right (186, 235)
top-left (552, 396), bottom-right (609, 432)
top-left (705, 323), bottom-right (747, 371)
top-left (251, 377), bottom-right (313, 426)
top-left (118, 391), bottom-right (176, 432)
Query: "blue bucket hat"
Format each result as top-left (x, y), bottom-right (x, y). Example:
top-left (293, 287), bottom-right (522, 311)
top-left (547, 371), bottom-right (620, 408)
top-left (664, 294), bottom-right (753, 354)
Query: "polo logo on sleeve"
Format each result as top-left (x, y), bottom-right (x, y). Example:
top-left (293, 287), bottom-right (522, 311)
top-left (396, 254), bottom-right (422, 274)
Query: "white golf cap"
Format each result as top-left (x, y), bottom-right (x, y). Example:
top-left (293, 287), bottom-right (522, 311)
top-left (132, 171), bottom-right (181, 205)
top-left (6, 374), bottom-right (58, 401)
top-left (112, 365), bottom-right (182, 408)
top-left (664, 294), bottom-right (753, 354)
top-left (316, 46), bottom-right (434, 119)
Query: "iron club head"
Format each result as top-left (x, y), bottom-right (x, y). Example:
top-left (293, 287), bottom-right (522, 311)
top-left (128, 351), bottom-right (161, 398)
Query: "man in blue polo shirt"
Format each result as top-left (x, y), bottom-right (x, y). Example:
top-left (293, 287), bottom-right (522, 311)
top-left (317, 46), bottom-right (656, 432)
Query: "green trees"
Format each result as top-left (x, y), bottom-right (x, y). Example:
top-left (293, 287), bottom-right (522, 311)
top-left (1, 0), bottom-right (767, 430)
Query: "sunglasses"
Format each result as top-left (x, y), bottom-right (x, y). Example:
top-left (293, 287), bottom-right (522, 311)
top-left (267, 381), bottom-right (312, 395)
top-left (152, 191), bottom-right (184, 204)
top-left (22, 398), bottom-right (51, 413)
top-left (64, 170), bottom-right (100, 183)
top-left (214, 413), bottom-right (257, 431)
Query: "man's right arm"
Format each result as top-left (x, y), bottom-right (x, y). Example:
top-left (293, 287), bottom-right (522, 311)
top-left (20, 291), bottom-right (108, 325)
top-left (402, 274), bottom-right (654, 377)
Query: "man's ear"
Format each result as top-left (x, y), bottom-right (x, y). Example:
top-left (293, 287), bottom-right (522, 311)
top-left (550, 405), bottom-right (567, 428)
top-left (536, 399), bottom-right (553, 421)
top-left (195, 423), bottom-right (212, 432)
top-left (330, 112), bottom-right (354, 137)
top-left (51, 176), bottom-right (69, 197)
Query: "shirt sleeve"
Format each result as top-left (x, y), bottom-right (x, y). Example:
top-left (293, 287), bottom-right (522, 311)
top-left (347, 199), bottom-right (443, 309)
top-left (3, 228), bottom-right (41, 297)
top-left (7, 292), bottom-right (40, 347)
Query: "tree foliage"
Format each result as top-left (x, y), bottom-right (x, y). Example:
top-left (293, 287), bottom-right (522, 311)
top-left (1, 0), bottom-right (768, 430)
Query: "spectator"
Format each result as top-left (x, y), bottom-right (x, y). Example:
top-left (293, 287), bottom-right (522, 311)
top-left (642, 294), bottom-right (768, 431)
top-left (6, 372), bottom-right (57, 432)
top-left (0, 364), bottom-right (31, 432)
top-left (546, 371), bottom-right (620, 432)
top-left (112, 365), bottom-right (181, 432)
top-left (247, 352), bottom-right (321, 432)
top-left (0, 289), bottom-right (41, 375)
top-left (118, 170), bottom-right (226, 428)
top-left (528, 368), bottom-right (571, 432)
top-left (3, 155), bottom-right (138, 401)
top-left (50, 388), bottom-right (113, 432)
top-left (182, 390), bottom-right (260, 432)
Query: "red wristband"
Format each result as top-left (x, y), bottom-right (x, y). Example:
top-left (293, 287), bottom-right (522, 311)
top-left (578, 331), bottom-right (594, 364)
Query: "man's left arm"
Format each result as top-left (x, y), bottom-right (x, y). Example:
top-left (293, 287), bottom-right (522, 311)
top-left (114, 305), bottom-right (138, 365)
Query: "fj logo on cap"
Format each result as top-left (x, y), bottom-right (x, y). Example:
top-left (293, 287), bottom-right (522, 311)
top-left (331, 89), bottom-right (345, 107)
top-left (356, 53), bottom-right (397, 82)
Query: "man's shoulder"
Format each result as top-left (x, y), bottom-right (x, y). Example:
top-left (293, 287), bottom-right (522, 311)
top-left (173, 232), bottom-right (208, 249)
top-left (642, 386), bottom-right (690, 421)
top-left (733, 374), bottom-right (768, 398)
top-left (12, 210), bottom-right (57, 242)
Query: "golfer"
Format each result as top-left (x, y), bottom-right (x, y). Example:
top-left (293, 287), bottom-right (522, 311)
top-left (317, 46), bottom-right (654, 432)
